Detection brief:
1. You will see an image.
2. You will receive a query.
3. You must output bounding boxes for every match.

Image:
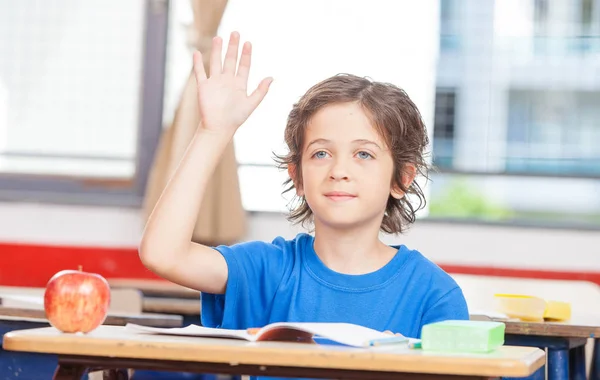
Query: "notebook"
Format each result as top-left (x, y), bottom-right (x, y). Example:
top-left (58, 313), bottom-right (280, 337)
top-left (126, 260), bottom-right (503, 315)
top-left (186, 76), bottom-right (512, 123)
top-left (125, 322), bottom-right (419, 348)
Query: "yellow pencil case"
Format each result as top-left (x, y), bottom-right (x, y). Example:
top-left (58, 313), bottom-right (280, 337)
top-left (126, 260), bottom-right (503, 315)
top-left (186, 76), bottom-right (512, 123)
top-left (494, 294), bottom-right (571, 322)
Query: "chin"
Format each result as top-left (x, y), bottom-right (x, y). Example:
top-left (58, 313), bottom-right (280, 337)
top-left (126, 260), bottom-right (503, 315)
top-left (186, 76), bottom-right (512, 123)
top-left (315, 212), bottom-right (366, 230)
top-left (314, 206), bottom-right (385, 231)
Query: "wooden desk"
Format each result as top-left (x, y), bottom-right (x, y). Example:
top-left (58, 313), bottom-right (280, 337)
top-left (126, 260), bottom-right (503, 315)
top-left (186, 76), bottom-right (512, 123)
top-left (142, 296), bottom-right (200, 315)
top-left (477, 316), bottom-right (600, 380)
top-left (0, 286), bottom-right (144, 314)
top-left (0, 316), bottom-right (60, 380)
top-left (0, 310), bottom-right (181, 380)
top-left (0, 306), bottom-right (183, 328)
top-left (506, 318), bottom-right (600, 380)
top-left (107, 279), bottom-right (202, 324)
top-left (107, 279), bottom-right (202, 328)
top-left (503, 318), bottom-right (600, 338)
top-left (3, 325), bottom-right (545, 380)
top-left (107, 278), bottom-right (200, 299)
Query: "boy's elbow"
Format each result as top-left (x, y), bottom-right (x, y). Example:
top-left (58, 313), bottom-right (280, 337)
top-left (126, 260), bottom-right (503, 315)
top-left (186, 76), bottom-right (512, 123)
top-left (138, 237), bottom-right (187, 276)
top-left (138, 240), bottom-right (158, 271)
top-left (138, 238), bottom-right (169, 273)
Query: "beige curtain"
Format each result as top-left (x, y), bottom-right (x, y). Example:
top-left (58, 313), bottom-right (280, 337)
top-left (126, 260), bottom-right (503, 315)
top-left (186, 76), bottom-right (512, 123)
top-left (142, 0), bottom-right (246, 246)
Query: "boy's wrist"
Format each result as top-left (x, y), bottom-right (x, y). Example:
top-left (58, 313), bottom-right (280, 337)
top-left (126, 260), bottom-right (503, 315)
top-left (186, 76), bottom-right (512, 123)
top-left (195, 126), bottom-right (235, 143)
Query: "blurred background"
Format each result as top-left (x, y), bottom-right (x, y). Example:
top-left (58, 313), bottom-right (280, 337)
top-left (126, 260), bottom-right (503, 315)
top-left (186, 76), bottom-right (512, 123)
top-left (0, 0), bottom-right (599, 286)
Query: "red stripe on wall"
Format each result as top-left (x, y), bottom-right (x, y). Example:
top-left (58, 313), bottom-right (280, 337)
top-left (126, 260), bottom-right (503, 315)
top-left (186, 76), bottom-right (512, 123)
top-left (0, 242), bottom-right (159, 287)
top-left (439, 264), bottom-right (600, 285)
top-left (1, 242), bottom-right (599, 288)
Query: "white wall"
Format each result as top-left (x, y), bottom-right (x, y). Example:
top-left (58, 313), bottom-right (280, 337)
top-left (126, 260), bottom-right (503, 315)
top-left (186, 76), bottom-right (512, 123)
top-left (1, 202), bottom-right (598, 273)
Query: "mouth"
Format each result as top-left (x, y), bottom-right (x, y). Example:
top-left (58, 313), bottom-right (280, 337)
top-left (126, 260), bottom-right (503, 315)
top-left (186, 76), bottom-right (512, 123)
top-left (324, 192), bottom-right (357, 202)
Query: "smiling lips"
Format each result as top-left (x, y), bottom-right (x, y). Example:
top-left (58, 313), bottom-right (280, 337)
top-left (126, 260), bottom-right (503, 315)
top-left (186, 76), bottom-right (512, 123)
top-left (324, 191), bottom-right (357, 201)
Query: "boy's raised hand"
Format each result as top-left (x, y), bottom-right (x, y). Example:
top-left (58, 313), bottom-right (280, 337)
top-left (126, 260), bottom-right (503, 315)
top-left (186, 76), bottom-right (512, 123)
top-left (193, 32), bottom-right (273, 136)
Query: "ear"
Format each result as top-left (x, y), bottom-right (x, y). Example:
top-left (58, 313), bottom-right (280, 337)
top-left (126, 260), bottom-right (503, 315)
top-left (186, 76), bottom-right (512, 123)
top-left (288, 164), bottom-right (304, 197)
top-left (391, 163), bottom-right (417, 199)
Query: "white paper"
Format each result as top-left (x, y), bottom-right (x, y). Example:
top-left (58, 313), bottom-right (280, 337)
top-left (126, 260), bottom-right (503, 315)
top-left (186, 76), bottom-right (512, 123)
top-left (126, 322), bottom-right (415, 348)
top-left (125, 323), bottom-right (253, 341)
top-left (257, 322), bottom-right (406, 347)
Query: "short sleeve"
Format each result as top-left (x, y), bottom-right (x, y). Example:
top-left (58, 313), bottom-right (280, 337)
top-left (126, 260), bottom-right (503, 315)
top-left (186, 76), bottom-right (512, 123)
top-left (420, 287), bottom-right (470, 330)
top-left (201, 238), bottom-right (291, 329)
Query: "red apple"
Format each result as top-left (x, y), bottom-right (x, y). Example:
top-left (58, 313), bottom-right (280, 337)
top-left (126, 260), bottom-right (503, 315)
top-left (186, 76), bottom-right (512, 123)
top-left (44, 266), bottom-right (111, 333)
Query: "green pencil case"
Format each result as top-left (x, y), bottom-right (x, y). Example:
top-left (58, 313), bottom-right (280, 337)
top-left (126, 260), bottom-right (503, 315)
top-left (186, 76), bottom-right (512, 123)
top-left (421, 320), bottom-right (505, 353)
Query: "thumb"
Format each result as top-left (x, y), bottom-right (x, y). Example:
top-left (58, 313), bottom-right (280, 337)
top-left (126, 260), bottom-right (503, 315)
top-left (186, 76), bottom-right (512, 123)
top-left (247, 77), bottom-right (273, 110)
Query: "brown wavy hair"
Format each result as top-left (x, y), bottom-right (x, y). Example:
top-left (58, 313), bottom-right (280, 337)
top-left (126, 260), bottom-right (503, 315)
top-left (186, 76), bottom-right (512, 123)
top-left (273, 73), bottom-right (430, 234)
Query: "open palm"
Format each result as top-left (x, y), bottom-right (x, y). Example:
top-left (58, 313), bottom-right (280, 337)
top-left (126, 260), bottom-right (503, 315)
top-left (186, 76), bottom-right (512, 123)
top-left (193, 32), bottom-right (272, 135)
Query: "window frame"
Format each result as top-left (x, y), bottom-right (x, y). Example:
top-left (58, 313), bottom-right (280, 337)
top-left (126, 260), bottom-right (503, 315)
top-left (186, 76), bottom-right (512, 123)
top-left (0, 0), bottom-right (169, 207)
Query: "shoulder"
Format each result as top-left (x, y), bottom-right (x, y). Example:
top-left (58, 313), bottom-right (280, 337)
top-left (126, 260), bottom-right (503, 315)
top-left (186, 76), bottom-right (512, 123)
top-left (401, 246), bottom-right (460, 289)
top-left (270, 232), bottom-right (314, 254)
top-left (400, 246), bottom-right (466, 307)
top-left (401, 246), bottom-right (469, 321)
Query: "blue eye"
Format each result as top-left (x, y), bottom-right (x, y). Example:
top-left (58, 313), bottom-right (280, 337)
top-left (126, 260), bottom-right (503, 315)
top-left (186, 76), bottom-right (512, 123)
top-left (313, 151), bottom-right (329, 159)
top-left (357, 151), bottom-right (373, 160)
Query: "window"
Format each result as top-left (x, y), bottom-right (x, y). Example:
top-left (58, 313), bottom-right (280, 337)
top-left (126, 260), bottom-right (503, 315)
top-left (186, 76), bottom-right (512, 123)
top-left (432, 89), bottom-right (457, 169)
top-left (0, 0), bottom-right (168, 206)
top-left (534, 0), bottom-right (549, 33)
top-left (439, 0), bottom-right (461, 51)
top-left (506, 90), bottom-right (600, 176)
top-left (428, 0), bottom-right (600, 227)
top-left (531, 0), bottom-right (600, 55)
top-left (581, 0), bottom-right (594, 30)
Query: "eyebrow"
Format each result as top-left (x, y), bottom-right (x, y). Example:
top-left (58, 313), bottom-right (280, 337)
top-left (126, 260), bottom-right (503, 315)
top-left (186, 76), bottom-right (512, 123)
top-left (305, 138), bottom-right (382, 152)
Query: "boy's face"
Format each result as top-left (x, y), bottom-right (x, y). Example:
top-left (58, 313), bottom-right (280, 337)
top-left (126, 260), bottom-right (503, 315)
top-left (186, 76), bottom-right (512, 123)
top-left (294, 102), bottom-right (403, 231)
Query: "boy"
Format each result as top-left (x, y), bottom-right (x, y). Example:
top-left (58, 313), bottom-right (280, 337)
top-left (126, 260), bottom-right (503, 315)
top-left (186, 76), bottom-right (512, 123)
top-left (139, 31), bottom-right (468, 378)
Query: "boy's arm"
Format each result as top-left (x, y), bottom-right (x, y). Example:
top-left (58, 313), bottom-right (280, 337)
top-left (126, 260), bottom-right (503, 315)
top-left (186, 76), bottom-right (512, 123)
top-left (138, 32), bottom-right (273, 294)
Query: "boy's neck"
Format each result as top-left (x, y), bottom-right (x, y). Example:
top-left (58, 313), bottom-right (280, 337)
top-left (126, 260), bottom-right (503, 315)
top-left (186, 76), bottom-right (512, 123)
top-left (312, 222), bottom-right (398, 275)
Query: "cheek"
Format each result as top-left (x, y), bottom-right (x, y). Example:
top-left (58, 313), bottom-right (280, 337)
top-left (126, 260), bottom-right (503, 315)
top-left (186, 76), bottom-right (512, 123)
top-left (301, 172), bottom-right (321, 196)
top-left (301, 161), bottom-right (327, 183)
top-left (370, 179), bottom-right (395, 203)
top-left (361, 163), bottom-right (395, 196)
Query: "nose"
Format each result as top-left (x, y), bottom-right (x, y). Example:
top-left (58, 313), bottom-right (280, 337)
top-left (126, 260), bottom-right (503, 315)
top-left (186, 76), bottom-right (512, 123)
top-left (329, 157), bottom-right (350, 181)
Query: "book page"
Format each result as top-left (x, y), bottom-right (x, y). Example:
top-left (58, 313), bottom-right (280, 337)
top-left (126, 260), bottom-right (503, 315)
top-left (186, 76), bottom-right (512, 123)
top-left (257, 322), bottom-right (409, 348)
top-left (125, 323), bottom-right (253, 341)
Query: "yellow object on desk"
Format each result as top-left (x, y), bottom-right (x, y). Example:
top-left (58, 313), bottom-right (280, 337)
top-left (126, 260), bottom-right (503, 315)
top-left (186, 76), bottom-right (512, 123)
top-left (494, 294), bottom-right (571, 322)
top-left (543, 300), bottom-right (571, 321)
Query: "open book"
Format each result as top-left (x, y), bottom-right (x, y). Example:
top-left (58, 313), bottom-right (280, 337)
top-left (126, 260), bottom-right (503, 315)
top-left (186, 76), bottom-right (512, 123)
top-left (125, 322), bottom-right (418, 348)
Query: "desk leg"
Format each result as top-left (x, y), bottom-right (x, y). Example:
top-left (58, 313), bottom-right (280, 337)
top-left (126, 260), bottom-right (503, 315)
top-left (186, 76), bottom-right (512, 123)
top-left (53, 364), bottom-right (88, 380)
top-left (591, 339), bottom-right (600, 380)
top-left (569, 345), bottom-right (586, 380)
top-left (547, 349), bottom-right (569, 380)
top-left (505, 335), bottom-right (588, 380)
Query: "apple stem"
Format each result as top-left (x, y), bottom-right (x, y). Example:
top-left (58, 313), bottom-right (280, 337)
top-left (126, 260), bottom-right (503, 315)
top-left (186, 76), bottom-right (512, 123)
top-left (78, 265), bottom-right (82, 271)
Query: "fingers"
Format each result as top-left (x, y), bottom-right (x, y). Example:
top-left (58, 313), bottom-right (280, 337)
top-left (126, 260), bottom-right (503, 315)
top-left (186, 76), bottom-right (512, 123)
top-left (192, 51), bottom-right (207, 82)
top-left (222, 32), bottom-right (240, 75)
top-left (210, 32), bottom-right (244, 77)
top-left (236, 41), bottom-right (252, 80)
top-left (209, 36), bottom-right (223, 76)
top-left (248, 77), bottom-right (273, 110)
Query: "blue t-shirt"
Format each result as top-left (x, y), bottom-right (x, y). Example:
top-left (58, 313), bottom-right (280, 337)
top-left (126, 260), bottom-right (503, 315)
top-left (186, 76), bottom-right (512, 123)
top-left (201, 233), bottom-right (469, 380)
